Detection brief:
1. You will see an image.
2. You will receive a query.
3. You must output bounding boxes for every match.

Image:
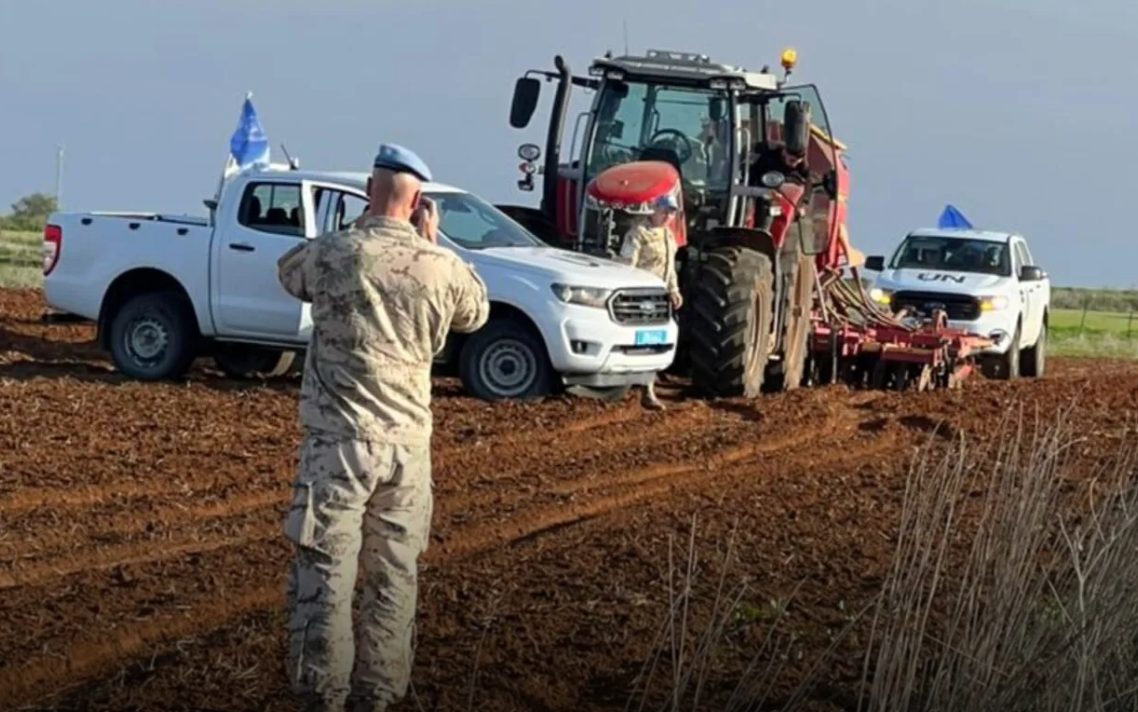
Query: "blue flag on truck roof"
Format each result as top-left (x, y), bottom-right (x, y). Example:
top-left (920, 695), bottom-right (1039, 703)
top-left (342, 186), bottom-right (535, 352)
top-left (937, 204), bottom-right (973, 230)
top-left (228, 94), bottom-right (270, 172)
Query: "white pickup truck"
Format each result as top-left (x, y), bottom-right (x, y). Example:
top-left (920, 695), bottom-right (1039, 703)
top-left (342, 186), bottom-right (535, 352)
top-left (864, 228), bottom-right (1051, 379)
top-left (42, 167), bottom-right (678, 399)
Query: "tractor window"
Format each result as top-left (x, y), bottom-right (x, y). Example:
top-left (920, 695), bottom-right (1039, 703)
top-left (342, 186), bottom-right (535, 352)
top-left (766, 84), bottom-right (833, 146)
top-left (585, 81), bottom-right (730, 191)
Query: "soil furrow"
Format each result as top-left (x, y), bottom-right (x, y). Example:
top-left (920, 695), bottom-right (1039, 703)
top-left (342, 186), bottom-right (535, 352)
top-left (0, 489), bottom-right (286, 562)
top-left (0, 514), bottom-right (279, 591)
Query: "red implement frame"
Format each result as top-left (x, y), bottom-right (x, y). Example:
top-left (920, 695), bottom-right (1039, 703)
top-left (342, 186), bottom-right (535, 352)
top-left (807, 272), bottom-right (994, 391)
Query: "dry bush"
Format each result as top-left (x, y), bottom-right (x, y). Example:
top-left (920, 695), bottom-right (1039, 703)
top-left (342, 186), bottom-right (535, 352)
top-left (859, 407), bottom-right (1138, 712)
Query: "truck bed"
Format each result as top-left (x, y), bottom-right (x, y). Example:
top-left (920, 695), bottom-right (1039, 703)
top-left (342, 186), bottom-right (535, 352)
top-left (43, 211), bottom-right (214, 325)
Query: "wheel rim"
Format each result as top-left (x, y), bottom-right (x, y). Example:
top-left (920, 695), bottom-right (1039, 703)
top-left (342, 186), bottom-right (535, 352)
top-left (478, 339), bottom-right (539, 397)
top-left (124, 316), bottom-right (170, 368)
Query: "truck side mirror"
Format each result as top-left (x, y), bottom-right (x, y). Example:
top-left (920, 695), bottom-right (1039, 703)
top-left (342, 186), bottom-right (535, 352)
top-left (510, 77), bottom-right (541, 129)
top-left (783, 99), bottom-right (812, 158)
top-left (865, 255), bottom-right (885, 272)
top-left (1019, 265), bottom-right (1045, 281)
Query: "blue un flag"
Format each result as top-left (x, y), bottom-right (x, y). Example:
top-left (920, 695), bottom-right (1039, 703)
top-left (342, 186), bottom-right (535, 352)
top-left (937, 204), bottom-right (973, 230)
top-left (228, 94), bottom-right (270, 171)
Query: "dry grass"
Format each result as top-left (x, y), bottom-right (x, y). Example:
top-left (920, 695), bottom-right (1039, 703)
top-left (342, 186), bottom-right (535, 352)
top-left (626, 408), bottom-right (1138, 712)
top-left (858, 407), bottom-right (1138, 712)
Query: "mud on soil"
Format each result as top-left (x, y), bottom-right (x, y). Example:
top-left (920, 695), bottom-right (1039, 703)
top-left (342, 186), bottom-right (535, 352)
top-left (1, 288), bottom-right (1135, 712)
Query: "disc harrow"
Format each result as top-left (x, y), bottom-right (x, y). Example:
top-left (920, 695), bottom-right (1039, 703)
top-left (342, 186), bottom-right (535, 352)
top-left (806, 270), bottom-right (993, 392)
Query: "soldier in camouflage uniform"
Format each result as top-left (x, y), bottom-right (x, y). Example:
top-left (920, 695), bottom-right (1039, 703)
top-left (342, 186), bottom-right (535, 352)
top-left (614, 192), bottom-right (683, 410)
top-left (277, 144), bottom-right (490, 712)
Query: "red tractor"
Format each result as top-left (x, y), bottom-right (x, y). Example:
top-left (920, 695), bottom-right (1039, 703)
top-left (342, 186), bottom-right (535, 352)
top-left (500, 48), bottom-right (989, 398)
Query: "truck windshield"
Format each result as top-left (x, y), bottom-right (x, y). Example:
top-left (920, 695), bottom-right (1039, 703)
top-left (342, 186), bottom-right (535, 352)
top-left (586, 81), bottom-right (732, 191)
top-left (890, 235), bottom-right (1011, 276)
top-left (430, 191), bottom-right (545, 250)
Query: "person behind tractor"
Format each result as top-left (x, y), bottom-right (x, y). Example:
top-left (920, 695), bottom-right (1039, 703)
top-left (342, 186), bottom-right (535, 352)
top-left (613, 192), bottom-right (682, 410)
top-left (276, 143), bottom-right (490, 712)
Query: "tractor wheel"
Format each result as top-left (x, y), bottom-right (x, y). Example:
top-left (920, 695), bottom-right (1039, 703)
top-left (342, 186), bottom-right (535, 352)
top-left (766, 250), bottom-right (815, 392)
top-left (688, 246), bottom-right (776, 398)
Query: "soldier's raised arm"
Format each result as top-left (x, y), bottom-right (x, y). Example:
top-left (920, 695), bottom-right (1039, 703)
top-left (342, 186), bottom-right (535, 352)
top-left (448, 259), bottom-right (490, 334)
top-left (277, 240), bottom-right (316, 303)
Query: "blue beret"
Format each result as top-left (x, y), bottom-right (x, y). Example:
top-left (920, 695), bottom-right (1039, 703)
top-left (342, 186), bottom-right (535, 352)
top-left (373, 143), bottom-right (432, 182)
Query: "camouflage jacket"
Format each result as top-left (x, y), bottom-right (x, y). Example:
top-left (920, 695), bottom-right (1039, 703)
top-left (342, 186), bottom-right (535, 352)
top-left (617, 224), bottom-right (680, 297)
top-left (277, 215), bottom-right (490, 445)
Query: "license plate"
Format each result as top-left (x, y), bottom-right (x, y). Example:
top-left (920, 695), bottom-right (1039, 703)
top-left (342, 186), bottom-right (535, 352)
top-left (635, 329), bottom-right (668, 346)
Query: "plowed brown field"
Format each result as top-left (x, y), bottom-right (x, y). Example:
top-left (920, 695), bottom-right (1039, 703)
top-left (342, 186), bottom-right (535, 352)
top-left (1, 288), bottom-right (1135, 712)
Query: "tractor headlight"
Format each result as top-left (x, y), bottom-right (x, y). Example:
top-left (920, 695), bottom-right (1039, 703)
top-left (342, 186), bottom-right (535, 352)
top-left (761, 171), bottom-right (786, 189)
top-left (869, 287), bottom-right (894, 305)
top-left (551, 283), bottom-right (612, 308)
top-left (979, 295), bottom-right (1010, 312)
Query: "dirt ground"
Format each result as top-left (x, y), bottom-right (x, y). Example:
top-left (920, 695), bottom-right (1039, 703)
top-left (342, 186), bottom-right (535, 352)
top-left (1, 288), bottom-right (1135, 712)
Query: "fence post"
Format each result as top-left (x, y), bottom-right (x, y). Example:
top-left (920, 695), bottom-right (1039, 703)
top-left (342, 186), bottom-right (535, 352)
top-left (1128, 309), bottom-right (1134, 340)
top-left (1080, 296), bottom-right (1089, 335)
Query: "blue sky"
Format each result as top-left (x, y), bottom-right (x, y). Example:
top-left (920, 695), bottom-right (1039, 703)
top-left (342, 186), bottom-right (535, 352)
top-left (2, 0), bottom-right (1135, 287)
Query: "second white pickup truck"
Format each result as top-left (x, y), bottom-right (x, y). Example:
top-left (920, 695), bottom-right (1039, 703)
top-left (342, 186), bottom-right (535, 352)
top-left (864, 227), bottom-right (1051, 379)
top-left (42, 167), bottom-right (679, 400)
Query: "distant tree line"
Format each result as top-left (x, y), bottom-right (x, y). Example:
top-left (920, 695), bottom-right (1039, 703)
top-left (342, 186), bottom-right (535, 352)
top-left (0, 192), bottom-right (58, 232)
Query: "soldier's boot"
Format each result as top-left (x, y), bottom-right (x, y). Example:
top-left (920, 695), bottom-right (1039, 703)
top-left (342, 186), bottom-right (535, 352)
top-left (641, 382), bottom-right (665, 411)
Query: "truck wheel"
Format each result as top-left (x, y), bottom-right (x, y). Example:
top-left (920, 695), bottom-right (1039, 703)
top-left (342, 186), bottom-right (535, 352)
top-left (1020, 317), bottom-right (1046, 378)
top-left (107, 291), bottom-right (198, 381)
top-left (213, 344), bottom-right (296, 379)
top-left (458, 318), bottom-right (552, 400)
top-left (994, 321), bottom-right (1022, 380)
top-left (688, 246), bottom-right (775, 398)
top-left (765, 251), bottom-right (814, 392)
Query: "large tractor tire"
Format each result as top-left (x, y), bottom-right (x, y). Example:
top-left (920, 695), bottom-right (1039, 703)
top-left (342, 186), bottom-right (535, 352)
top-left (688, 246), bottom-right (776, 398)
top-left (765, 251), bottom-right (815, 392)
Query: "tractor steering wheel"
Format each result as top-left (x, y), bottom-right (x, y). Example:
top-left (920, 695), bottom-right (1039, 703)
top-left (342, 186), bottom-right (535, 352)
top-left (645, 129), bottom-right (694, 164)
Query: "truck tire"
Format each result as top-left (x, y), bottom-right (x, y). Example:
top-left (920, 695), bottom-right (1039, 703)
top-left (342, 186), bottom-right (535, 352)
top-left (213, 344), bottom-right (296, 379)
top-left (107, 291), bottom-right (198, 381)
top-left (688, 246), bottom-right (775, 398)
top-left (458, 317), bottom-right (553, 401)
top-left (766, 251), bottom-right (814, 392)
top-left (994, 320), bottom-right (1022, 380)
top-left (1020, 315), bottom-right (1046, 378)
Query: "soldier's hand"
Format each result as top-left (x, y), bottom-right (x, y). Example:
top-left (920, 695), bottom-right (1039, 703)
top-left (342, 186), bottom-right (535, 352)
top-left (416, 197), bottom-right (439, 244)
top-left (670, 291), bottom-right (683, 310)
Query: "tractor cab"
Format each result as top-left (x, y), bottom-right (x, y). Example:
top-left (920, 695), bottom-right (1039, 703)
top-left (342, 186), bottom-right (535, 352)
top-left (503, 48), bottom-right (846, 264)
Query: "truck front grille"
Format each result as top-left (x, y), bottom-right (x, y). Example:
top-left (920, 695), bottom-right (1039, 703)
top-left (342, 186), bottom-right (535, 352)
top-left (892, 291), bottom-right (982, 321)
top-left (608, 288), bottom-right (671, 326)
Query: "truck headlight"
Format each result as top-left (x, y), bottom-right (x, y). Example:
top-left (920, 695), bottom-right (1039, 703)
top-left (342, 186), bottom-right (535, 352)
top-left (869, 287), bottom-right (894, 305)
top-left (551, 283), bottom-right (612, 308)
top-left (979, 295), bottom-right (1010, 312)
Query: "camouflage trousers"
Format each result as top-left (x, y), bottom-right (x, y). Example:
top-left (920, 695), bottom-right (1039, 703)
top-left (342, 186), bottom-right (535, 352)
top-left (283, 434), bottom-right (433, 712)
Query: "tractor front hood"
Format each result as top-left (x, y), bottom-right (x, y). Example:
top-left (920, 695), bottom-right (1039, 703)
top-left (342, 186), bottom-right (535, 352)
top-left (585, 160), bottom-right (681, 211)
